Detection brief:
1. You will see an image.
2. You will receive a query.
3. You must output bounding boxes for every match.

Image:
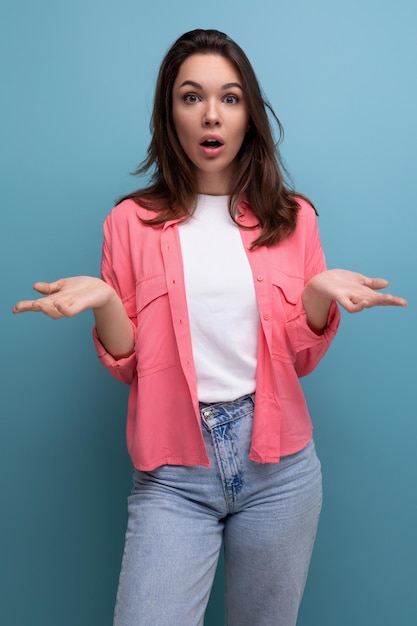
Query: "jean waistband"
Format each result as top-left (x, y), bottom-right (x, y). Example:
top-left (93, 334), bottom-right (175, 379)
top-left (199, 393), bottom-right (255, 430)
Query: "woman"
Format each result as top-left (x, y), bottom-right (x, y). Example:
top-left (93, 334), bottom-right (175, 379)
top-left (13, 29), bottom-right (407, 626)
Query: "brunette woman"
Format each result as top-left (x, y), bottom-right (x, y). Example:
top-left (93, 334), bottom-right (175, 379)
top-left (14, 29), bottom-right (407, 626)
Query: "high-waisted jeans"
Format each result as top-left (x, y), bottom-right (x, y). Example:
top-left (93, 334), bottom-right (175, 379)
top-left (113, 394), bottom-right (322, 626)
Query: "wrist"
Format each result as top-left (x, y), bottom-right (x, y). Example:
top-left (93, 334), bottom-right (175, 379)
top-left (92, 282), bottom-right (118, 313)
top-left (302, 281), bottom-right (332, 333)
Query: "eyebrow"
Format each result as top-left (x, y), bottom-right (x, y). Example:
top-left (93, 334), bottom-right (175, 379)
top-left (178, 80), bottom-right (243, 91)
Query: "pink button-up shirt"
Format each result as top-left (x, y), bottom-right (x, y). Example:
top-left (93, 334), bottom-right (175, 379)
top-left (93, 197), bottom-right (340, 471)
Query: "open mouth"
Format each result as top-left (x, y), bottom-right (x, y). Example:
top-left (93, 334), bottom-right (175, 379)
top-left (200, 138), bottom-right (224, 149)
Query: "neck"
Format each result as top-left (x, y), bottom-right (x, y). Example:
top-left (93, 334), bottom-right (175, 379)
top-left (196, 169), bottom-right (233, 196)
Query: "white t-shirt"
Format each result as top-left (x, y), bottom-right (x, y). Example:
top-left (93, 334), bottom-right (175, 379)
top-left (178, 194), bottom-right (259, 403)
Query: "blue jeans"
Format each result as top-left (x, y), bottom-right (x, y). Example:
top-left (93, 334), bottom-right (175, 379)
top-left (113, 394), bottom-right (322, 626)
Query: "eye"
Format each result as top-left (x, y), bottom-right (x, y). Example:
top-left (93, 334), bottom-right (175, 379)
top-left (183, 93), bottom-right (201, 104)
top-left (223, 94), bottom-right (239, 104)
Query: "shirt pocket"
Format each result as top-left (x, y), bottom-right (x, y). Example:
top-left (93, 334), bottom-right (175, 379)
top-left (271, 268), bottom-right (304, 362)
top-left (271, 268), bottom-right (304, 312)
top-left (135, 274), bottom-right (177, 376)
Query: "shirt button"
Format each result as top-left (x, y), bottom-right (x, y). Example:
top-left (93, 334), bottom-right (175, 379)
top-left (263, 313), bottom-right (270, 321)
top-left (257, 275), bottom-right (264, 281)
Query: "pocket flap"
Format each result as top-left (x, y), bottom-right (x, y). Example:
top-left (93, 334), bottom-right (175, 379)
top-left (136, 274), bottom-right (168, 312)
top-left (271, 269), bottom-right (303, 305)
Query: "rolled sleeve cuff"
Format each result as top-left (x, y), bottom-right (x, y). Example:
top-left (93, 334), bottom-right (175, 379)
top-left (92, 326), bottom-right (136, 385)
top-left (285, 299), bottom-right (341, 351)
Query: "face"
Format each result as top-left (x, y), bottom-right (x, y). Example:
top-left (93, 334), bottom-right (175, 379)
top-left (172, 53), bottom-right (249, 195)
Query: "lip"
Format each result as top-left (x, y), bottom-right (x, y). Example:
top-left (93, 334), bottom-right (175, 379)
top-left (199, 134), bottom-right (225, 158)
top-left (199, 133), bottom-right (225, 145)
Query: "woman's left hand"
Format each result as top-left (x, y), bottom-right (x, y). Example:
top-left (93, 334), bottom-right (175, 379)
top-left (305, 269), bottom-right (408, 313)
top-left (301, 269), bottom-right (408, 332)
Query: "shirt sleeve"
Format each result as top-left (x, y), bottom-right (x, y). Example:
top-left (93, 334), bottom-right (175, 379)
top-left (285, 202), bottom-right (341, 377)
top-left (92, 205), bottom-right (138, 385)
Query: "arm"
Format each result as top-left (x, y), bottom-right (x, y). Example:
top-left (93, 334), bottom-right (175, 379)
top-left (13, 276), bottom-right (135, 359)
top-left (282, 201), bottom-right (407, 376)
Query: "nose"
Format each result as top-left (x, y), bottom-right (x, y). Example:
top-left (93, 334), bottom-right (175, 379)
top-left (202, 100), bottom-right (220, 126)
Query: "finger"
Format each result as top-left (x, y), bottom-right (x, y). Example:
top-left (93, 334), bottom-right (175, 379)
top-left (53, 299), bottom-right (81, 317)
top-left (13, 299), bottom-right (39, 314)
top-left (32, 280), bottom-right (63, 295)
top-left (364, 293), bottom-right (408, 308)
top-left (337, 296), bottom-right (366, 313)
top-left (13, 298), bottom-right (63, 318)
top-left (360, 277), bottom-right (389, 291)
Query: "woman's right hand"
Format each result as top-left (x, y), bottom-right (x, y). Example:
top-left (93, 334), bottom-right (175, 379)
top-left (13, 276), bottom-right (116, 320)
top-left (14, 276), bottom-right (135, 358)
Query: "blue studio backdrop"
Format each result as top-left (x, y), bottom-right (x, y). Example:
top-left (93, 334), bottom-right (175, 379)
top-left (1, 1), bottom-right (416, 624)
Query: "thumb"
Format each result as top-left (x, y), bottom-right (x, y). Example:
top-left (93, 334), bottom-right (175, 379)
top-left (369, 277), bottom-right (389, 291)
top-left (32, 279), bottom-right (63, 295)
top-left (361, 277), bottom-right (389, 291)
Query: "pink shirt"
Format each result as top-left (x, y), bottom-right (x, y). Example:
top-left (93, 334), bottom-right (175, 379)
top-left (93, 197), bottom-right (340, 471)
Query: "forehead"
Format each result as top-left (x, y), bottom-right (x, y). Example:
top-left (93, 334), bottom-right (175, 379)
top-left (174, 53), bottom-right (242, 87)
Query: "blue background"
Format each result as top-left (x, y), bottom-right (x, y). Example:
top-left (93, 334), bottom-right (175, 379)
top-left (2, 0), bottom-right (416, 624)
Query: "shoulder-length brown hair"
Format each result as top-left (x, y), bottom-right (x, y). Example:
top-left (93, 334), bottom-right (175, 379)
top-left (120, 28), bottom-right (305, 247)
